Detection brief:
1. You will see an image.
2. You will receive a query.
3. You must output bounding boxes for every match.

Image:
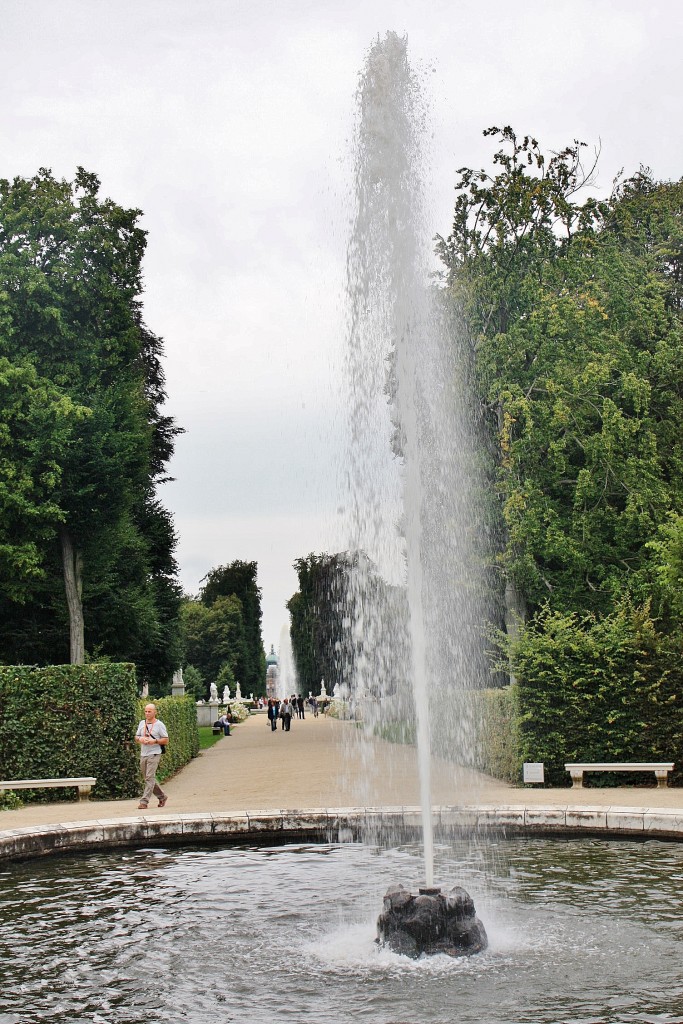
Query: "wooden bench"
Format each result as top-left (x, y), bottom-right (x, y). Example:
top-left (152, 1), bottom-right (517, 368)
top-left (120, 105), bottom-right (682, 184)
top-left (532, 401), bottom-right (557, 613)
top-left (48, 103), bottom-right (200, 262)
top-left (0, 777), bottom-right (97, 801)
top-left (564, 763), bottom-right (674, 789)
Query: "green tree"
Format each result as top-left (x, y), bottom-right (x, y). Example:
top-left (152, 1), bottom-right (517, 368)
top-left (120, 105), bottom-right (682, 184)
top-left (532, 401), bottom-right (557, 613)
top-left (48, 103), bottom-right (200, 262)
top-left (287, 551), bottom-right (409, 698)
top-left (0, 167), bottom-right (182, 682)
top-left (438, 129), bottom-right (683, 621)
top-left (200, 561), bottom-right (265, 695)
top-left (180, 594), bottom-right (245, 696)
top-left (0, 355), bottom-right (86, 601)
top-left (182, 663), bottom-right (205, 702)
top-left (439, 128), bottom-right (683, 771)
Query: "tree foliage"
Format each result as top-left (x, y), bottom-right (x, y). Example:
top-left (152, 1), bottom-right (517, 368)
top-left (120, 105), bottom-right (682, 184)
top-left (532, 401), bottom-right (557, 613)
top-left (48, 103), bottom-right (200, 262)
top-left (199, 561), bottom-right (265, 695)
top-left (287, 551), bottom-right (410, 699)
top-left (287, 552), bottom-right (355, 694)
top-left (0, 167), bottom-right (182, 686)
top-left (438, 129), bottom-right (683, 772)
top-left (180, 593), bottom-right (245, 697)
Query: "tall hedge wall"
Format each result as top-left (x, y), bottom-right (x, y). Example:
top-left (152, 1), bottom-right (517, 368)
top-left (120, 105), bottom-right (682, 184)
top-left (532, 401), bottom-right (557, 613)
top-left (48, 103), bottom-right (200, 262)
top-left (0, 663), bottom-right (140, 800)
top-left (513, 606), bottom-right (683, 786)
top-left (475, 686), bottom-right (522, 784)
top-left (136, 695), bottom-right (199, 782)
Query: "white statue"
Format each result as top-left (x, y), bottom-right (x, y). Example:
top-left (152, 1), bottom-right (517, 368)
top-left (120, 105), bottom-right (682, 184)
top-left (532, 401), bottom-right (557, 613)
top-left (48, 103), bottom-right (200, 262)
top-left (141, 680), bottom-right (149, 697)
top-left (222, 685), bottom-right (231, 704)
top-left (320, 678), bottom-right (327, 697)
top-left (235, 681), bottom-right (242, 700)
top-left (210, 682), bottom-right (219, 702)
top-left (171, 667), bottom-right (185, 697)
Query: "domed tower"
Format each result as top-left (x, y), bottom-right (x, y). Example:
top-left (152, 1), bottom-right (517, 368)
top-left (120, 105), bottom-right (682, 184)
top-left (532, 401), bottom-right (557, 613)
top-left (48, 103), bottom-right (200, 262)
top-left (265, 644), bottom-right (279, 699)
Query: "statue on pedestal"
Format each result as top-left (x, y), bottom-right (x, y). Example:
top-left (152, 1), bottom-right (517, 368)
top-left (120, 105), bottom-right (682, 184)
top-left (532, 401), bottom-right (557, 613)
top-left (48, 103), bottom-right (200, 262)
top-left (222, 685), bottom-right (231, 704)
top-left (235, 681), bottom-right (242, 700)
top-left (171, 667), bottom-right (185, 697)
top-left (320, 678), bottom-right (327, 697)
top-left (210, 682), bottom-right (219, 703)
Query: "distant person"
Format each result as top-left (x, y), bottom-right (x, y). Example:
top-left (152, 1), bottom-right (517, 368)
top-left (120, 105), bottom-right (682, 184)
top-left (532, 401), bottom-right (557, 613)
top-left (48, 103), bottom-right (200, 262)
top-left (297, 695), bottom-right (305, 719)
top-left (218, 708), bottom-right (232, 736)
top-left (267, 698), bottom-right (279, 732)
top-left (309, 695), bottom-right (319, 718)
top-left (135, 703), bottom-right (168, 809)
top-left (280, 698), bottom-right (293, 731)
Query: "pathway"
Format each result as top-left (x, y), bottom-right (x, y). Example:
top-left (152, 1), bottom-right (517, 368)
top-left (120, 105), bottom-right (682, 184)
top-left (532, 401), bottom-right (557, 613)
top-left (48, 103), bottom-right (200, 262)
top-left (2, 711), bottom-right (682, 831)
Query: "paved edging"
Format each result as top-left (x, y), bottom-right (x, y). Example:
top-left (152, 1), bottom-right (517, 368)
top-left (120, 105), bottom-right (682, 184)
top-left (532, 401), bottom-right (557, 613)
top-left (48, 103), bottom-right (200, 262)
top-left (2, 804), bottom-right (683, 861)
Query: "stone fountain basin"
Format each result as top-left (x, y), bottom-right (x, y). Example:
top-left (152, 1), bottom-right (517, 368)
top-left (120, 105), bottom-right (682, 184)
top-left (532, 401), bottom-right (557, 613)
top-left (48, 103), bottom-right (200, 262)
top-left (2, 804), bottom-right (683, 862)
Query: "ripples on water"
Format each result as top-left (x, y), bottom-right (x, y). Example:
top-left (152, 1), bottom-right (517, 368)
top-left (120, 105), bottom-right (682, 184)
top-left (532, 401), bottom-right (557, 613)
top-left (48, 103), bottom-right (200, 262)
top-left (2, 837), bottom-right (683, 1024)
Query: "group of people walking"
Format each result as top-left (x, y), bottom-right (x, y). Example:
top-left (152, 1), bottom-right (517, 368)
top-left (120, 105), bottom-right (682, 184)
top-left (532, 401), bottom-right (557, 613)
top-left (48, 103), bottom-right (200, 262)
top-left (267, 695), bottom-right (318, 731)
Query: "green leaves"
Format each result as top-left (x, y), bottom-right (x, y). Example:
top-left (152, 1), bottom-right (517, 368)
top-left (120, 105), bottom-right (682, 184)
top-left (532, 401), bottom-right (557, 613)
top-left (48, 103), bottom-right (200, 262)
top-left (509, 604), bottom-right (683, 784)
top-left (440, 129), bottom-right (683, 777)
top-left (0, 663), bottom-right (140, 800)
top-left (0, 168), bottom-right (182, 681)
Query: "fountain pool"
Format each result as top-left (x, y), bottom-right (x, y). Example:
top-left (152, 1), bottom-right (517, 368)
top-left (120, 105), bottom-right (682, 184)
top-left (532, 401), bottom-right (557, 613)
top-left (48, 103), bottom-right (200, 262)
top-left (3, 835), bottom-right (683, 1023)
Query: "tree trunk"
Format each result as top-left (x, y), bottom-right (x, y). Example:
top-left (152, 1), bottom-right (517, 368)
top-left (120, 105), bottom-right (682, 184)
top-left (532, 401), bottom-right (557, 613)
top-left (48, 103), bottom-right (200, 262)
top-left (59, 525), bottom-right (85, 664)
top-left (504, 577), bottom-right (526, 685)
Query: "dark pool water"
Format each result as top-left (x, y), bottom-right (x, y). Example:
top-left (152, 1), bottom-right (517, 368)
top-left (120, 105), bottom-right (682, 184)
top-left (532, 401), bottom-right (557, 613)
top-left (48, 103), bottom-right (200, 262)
top-left (2, 836), bottom-right (683, 1024)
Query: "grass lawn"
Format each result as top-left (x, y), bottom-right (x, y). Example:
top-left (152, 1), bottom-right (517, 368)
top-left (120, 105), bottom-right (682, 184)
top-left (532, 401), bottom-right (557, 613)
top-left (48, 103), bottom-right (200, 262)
top-left (198, 726), bottom-right (224, 751)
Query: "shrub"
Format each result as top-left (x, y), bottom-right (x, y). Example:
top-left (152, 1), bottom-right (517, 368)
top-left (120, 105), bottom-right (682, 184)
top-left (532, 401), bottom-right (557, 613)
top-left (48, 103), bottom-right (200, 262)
top-left (227, 701), bottom-right (249, 724)
top-left (0, 790), bottom-right (23, 810)
top-left (0, 664), bottom-right (140, 800)
top-left (511, 604), bottom-right (683, 785)
top-left (475, 686), bottom-right (522, 783)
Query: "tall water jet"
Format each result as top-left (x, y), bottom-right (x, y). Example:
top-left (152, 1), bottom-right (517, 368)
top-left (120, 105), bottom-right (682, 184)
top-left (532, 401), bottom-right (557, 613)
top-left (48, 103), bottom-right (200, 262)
top-left (344, 33), bottom-right (491, 886)
top-left (278, 623), bottom-right (297, 700)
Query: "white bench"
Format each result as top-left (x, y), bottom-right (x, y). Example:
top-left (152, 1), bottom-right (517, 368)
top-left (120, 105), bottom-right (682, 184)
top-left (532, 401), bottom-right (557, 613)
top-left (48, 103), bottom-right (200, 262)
top-left (565, 762), bottom-right (674, 789)
top-left (0, 777), bottom-right (97, 801)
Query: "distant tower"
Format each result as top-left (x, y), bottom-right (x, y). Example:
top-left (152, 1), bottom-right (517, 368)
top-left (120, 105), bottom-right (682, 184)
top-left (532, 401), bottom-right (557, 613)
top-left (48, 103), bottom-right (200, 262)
top-left (265, 644), bottom-right (279, 698)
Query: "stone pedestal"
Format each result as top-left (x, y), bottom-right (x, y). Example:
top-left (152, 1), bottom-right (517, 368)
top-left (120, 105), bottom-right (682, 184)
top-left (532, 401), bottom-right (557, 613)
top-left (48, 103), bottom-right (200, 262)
top-left (195, 701), bottom-right (222, 727)
top-left (377, 884), bottom-right (487, 958)
top-left (171, 667), bottom-right (186, 698)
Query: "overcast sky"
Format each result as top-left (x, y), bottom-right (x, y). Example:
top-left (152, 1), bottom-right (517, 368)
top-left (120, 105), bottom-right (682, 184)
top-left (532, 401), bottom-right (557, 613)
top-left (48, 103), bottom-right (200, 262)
top-left (2, 0), bottom-right (681, 651)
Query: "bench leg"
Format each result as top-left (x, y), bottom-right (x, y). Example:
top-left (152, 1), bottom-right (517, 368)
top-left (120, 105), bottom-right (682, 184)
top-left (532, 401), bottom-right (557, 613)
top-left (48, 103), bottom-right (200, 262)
top-left (77, 786), bottom-right (92, 801)
top-left (570, 772), bottom-right (584, 789)
top-left (655, 772), bottom-right (669, 788)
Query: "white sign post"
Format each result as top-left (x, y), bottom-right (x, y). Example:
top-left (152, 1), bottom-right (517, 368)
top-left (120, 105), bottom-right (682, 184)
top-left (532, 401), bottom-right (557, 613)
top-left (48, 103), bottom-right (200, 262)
top-left (523, 762), bottom-right (545, 784)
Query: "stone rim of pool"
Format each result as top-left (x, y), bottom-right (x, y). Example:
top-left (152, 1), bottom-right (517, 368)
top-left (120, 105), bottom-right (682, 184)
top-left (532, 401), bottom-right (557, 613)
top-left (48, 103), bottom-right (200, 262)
top-left (3, 803), bottom-right (683, 861)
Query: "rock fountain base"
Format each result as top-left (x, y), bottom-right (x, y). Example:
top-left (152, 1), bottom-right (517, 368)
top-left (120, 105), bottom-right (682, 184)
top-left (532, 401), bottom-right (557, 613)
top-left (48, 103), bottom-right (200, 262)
top-left (377, 884), bottom-right (488, 958)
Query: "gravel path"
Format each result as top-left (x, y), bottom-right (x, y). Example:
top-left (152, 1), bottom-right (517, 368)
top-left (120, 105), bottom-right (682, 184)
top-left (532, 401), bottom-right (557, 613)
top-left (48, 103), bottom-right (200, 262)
top-left (2, 711), bottom-right (681, 829)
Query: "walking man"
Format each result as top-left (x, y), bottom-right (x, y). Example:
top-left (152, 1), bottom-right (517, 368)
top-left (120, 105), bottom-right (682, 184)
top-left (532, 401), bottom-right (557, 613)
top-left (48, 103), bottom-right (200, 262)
top-left (280, 698), bottom-right (293, 731)
top-left (267, 698), bottom-right (279, 732)
top-left (135, 703), bottom-right (168, 809)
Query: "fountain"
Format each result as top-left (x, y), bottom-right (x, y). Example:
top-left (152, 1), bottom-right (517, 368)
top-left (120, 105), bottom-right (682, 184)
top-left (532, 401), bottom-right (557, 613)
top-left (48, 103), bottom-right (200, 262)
top-left (343, 29), bottom-right (491, 925)
top-left (377, 882), bottom-right (487, 957)
top-left (3, 837), bottom-right (683, 1021)
top-left (3, 31), bottom-right (682, 1024)
top-left (277, 624), bottom-right (297, 700)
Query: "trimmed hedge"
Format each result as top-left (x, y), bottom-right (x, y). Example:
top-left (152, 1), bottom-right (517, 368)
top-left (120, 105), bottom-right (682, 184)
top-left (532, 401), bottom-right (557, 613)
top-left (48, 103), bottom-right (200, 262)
top-left (372, 688), bottom-right (523, 784)
top-left (475, 686), bottom-right (522, 784)
top-left (136, 695), bottom-right (199, 782)
top-left (0, 664), bottom-right (140, 800)
top-left (512, 605), bottom-right (683, 786)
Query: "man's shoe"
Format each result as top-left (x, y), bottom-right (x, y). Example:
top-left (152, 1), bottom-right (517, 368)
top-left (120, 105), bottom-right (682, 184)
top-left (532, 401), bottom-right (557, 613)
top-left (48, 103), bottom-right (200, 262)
top-left (158, 796), bottom-right (168, 808)
top-left (138, 803), bottom-right (148, 809)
